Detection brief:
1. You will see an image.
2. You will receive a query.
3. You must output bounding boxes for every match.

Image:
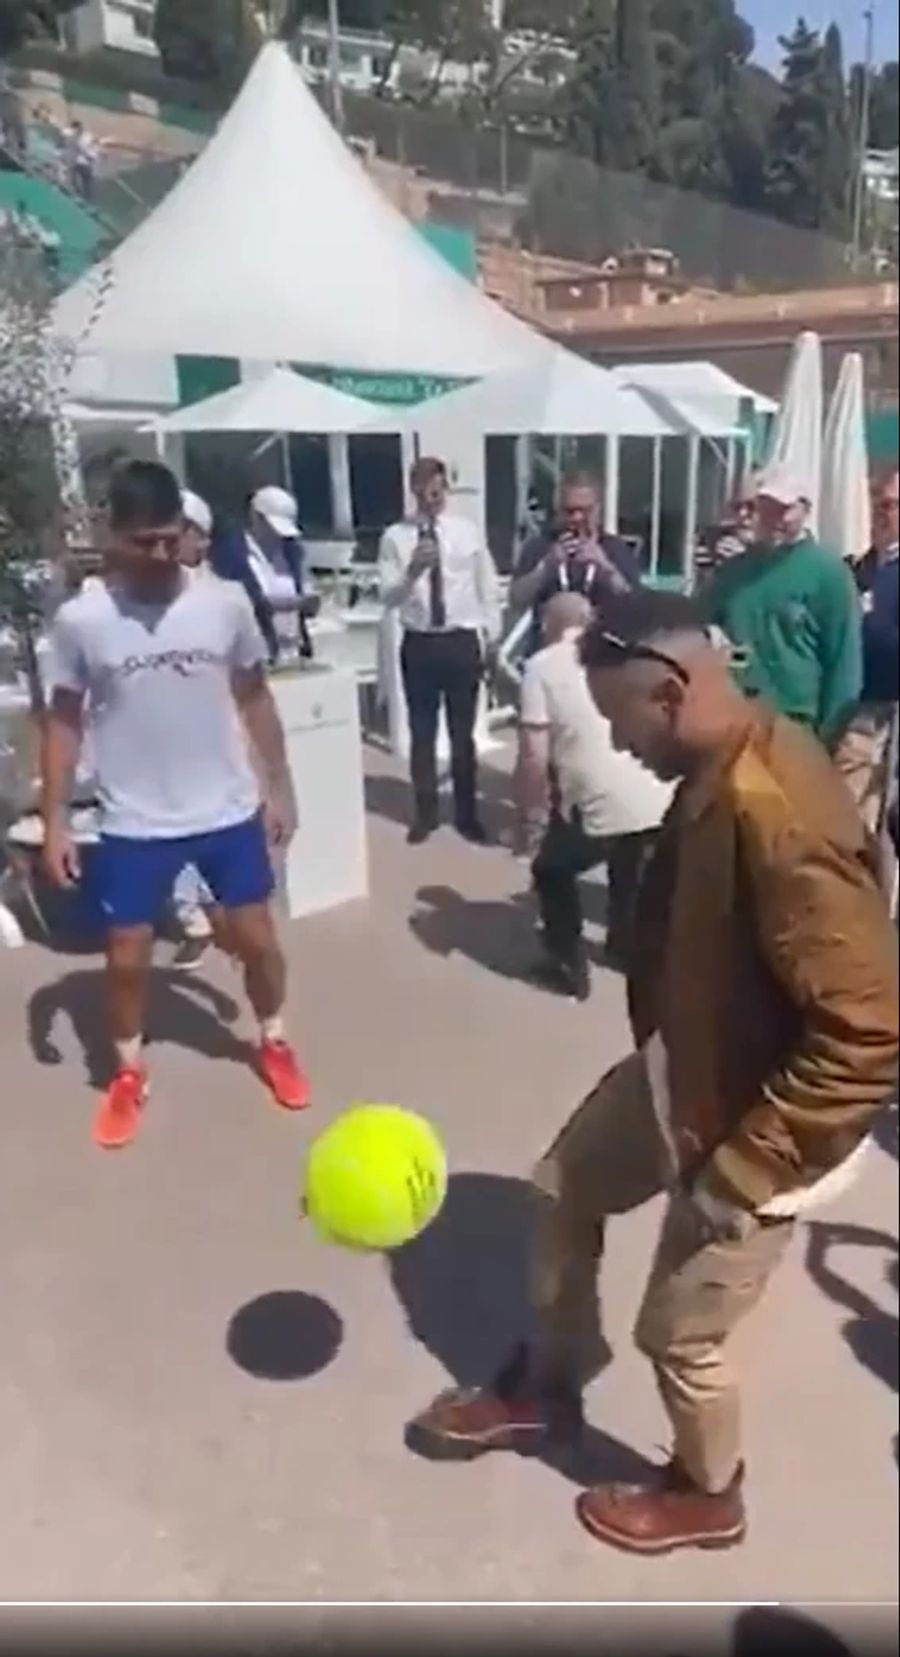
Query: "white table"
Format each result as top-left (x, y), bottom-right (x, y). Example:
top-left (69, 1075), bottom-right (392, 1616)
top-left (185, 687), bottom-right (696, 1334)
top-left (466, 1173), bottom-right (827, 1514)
top-left (269, 664), bottom-right (368, 922)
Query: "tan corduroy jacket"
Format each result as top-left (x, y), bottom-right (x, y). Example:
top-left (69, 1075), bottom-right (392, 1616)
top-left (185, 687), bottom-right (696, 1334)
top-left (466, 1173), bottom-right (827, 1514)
top-left (629, 709), bottom-right (899, 1211)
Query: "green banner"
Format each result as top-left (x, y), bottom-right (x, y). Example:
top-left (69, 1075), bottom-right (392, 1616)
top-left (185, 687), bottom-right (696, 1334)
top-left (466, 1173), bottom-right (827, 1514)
top-left (297, 365), bottom-right (470, 407)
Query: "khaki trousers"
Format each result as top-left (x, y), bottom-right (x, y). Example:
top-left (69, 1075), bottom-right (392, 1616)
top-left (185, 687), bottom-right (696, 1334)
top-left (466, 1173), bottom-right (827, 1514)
top-left (835, 704), bottom-right (896, 834)
top-left (531, 1053), bottom-right (793, 1493)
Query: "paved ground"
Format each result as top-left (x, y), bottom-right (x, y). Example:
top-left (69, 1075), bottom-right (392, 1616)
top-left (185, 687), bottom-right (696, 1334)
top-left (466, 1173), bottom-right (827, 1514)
top-left (0, 748), bottom-right (896, 1629)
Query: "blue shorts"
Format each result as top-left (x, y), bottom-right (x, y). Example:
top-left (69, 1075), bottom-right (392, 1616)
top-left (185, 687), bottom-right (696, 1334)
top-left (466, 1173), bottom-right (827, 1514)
top-left (86, 813), bottom-right (274, 931)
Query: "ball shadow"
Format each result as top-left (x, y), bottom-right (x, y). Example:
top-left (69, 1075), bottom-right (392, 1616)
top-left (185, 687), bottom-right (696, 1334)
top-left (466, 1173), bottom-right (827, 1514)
top-left (388, 1171), bottom-right (536, 1390)
top-left (226, 1290), bottom-right (343, 1383)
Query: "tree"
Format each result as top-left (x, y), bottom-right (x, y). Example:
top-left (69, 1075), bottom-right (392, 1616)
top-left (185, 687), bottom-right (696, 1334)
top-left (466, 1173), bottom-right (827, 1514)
top-left (0, 245), bottom-right (63, 706)
top-left (152, 0), bottom-right (271, 88)
top-left (719, 61), bottom-right (779, 214)
top-left (818, 22), bottom-right (851, 238)
top-left (764, 19), bottom-right (830, 232)
top-left (604, 0), bottom-right (659, 168)
top-left (867, 62), bottom-right (899, 152)
top-left (0, 0), bottom-right (82, 57)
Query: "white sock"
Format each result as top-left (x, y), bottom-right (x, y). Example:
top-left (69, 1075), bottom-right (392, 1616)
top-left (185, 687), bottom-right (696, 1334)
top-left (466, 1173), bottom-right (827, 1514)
top-left (116, 1036), bottom-right (143, 1071)
top-left (260, 1015), bottom-right (286, 1046)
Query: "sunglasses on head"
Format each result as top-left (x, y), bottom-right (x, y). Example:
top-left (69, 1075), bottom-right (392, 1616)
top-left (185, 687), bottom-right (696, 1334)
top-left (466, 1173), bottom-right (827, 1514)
top-left (593, 631), bottom-right (693, 686)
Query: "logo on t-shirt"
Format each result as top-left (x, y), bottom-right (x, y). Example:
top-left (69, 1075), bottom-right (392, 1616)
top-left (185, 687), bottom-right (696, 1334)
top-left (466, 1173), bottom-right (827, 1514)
top-left (118, 647), bottom-right (226, 681)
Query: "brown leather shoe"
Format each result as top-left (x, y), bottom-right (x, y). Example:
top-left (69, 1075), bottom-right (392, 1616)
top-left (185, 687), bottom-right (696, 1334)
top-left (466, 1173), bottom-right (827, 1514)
top-left (406, 1386), bottom-right (578, 1461)
top-left (575, 1461), bottom-right (747, 1555)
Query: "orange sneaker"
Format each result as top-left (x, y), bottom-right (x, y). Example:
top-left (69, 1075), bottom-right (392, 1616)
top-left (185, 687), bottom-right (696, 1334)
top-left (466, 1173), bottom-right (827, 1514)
top-left (258, 1039), bottom-right (311, 1112)
top-left (92, 1066), bottom-right (147, 1150)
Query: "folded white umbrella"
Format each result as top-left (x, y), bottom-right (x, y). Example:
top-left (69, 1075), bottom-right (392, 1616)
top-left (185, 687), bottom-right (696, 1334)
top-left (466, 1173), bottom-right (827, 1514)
top-left (820, 353), bottom-right (872, 562)
top-left (765, 331), bottom-right (824, 531)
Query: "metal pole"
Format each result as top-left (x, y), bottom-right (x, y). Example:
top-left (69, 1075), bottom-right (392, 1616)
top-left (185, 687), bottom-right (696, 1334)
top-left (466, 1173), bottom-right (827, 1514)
top-left (851, 5), bottom-right (875, 271)
top-left (650, 436), bottom-right (663, 578)
top-left (327, 0), bottom-right (345, 132)
top-left (683, 435), bottom-right (700, 589)
top-left (604, 435), bottom-right (621, 534)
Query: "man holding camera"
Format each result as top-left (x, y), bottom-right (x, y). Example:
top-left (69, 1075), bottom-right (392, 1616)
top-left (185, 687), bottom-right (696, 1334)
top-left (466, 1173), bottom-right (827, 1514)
top-left (510, 472), bottom-right (642, 654)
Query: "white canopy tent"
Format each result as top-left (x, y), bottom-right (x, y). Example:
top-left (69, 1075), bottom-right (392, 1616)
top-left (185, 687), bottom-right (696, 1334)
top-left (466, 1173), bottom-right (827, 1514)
top-left (377, 348), bottom-right (676, 441)
top-left (373, 345), bottom-right (743, 577)
top-left (616, 361), bottom-right (777, 423)
top-left (52, 43), bottom-right (544, 381)
top-left (152, 367), bottom-right (381, 435)
top-left (821, 353), bottom-right (872, 562)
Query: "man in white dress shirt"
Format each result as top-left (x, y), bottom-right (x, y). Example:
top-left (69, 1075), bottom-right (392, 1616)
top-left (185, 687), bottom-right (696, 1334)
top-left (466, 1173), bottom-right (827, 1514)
top-left (379, 457), bottom-right (502, 844)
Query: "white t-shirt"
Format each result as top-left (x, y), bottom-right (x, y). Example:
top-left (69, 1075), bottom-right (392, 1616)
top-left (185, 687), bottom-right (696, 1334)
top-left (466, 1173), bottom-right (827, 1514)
top-left (48, 574), bottom-right (265, 840)
top-left (520, 630), bottom-right (673, 837)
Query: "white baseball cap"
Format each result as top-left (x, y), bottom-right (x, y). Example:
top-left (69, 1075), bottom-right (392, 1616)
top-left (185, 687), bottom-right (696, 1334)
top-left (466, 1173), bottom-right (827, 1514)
top-left (251, 485), bottom-right (300, 538)
top-left (181, 489), bottom-right (212, 536)
top-left (755, 465), bottom-right (811, 507)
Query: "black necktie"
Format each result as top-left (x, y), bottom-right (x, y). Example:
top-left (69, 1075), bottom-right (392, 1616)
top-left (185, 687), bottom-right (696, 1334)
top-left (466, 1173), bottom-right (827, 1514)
top-left (427, 523), bottom-right (446, 629)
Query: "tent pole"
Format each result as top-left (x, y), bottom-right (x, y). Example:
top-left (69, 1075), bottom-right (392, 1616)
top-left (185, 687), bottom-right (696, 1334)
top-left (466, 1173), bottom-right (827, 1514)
top-left (280, 430), bottom-right (292, 495)
top-left (328, 433), bottom-right (354, 538)
top-left (650, 435), bottom-right (662, 578)
top-left (327, 0), bottom-right (345, 131)
top-left (604, 435), bottom-right (620, 534)
top-left (514, 435), bottom-right (530, 534)
top-left (724, 435), bottom-right (737, 505)
top-left (683, 435), bottom-right (700, 589)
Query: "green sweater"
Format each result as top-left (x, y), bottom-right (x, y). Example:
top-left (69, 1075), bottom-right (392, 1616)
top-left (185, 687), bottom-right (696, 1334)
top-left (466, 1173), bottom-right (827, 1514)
top-left (705, 537), bottom-right (863, 743)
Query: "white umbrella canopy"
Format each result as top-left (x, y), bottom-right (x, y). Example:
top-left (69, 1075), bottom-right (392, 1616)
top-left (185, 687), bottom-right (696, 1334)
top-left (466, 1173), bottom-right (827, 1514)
top-left (820, 353), bottom-right (872, 562)
top-left (368, 347), bottom-right (680, 438)
top-left (764, 330), bottom-right (824, 531)
top-left (153, 366), bottom-right (381, 435)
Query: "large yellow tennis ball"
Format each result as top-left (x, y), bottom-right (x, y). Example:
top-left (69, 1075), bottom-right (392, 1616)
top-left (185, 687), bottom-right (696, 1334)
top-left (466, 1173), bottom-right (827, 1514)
top-left (301, 1104), bottom-right (448, 1252)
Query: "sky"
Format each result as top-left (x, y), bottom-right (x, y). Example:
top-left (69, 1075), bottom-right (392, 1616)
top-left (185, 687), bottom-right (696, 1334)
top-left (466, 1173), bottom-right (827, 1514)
top-left (745, 1), bottom-right (899, 69)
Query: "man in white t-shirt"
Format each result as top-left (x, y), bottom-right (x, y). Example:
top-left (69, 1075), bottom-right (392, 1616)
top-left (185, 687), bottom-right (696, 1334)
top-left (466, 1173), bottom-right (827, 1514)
top-left (41, 462), bottom-right (310, 1150)
top-left (517, 593), bottom-right (672, 999)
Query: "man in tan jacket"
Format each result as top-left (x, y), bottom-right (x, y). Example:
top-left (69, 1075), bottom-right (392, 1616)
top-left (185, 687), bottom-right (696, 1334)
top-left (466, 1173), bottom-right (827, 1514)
top-left (408, 589), bottom-right (898, 1556)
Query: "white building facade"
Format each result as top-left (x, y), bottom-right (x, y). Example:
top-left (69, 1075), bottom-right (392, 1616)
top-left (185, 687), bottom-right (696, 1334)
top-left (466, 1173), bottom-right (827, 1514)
top-left (63, 0), bottom-right (158, 58)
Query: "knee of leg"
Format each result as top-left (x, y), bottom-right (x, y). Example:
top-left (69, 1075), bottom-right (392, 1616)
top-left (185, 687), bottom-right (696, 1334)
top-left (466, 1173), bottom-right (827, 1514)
top-left (230, 911), bottom-right (282, 969)
top-left (107, 931), bottom-right (151, 980)
top-left (633, 1303), bottom-right (675, 1365)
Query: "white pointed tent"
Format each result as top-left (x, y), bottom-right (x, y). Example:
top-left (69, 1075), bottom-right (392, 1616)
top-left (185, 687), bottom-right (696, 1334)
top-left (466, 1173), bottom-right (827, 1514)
top-left (53, 43), bottom-right (544, 379)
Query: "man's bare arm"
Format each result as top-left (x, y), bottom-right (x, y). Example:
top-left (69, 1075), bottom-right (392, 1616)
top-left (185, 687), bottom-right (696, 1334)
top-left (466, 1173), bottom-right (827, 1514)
top-left (231, 666), bottom-right (294, 845)
top-left (514, 723), bottom-right (551, 855)
top-left (41, 690), bottom-right (85, 886)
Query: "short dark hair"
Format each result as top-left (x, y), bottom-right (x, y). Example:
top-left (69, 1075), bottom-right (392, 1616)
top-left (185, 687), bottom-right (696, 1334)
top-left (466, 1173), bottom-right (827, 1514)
top-left (560, 469), bottom-right (602, 498)
top-left (580, 588), bottom-right (707, 672)
top-left (410, 456), bottom-right (447, 490)
top-left (108, 461), bottom-right (182, 531)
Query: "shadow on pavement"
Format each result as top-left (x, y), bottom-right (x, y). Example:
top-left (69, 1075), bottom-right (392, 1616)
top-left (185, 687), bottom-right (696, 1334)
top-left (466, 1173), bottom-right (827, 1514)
top-left (731, 1606), bottom-right (853, 1656)
top-left (364, 761), bottom-right (517, 841)
top-left (226, 1290), bottom-right (343, 1382)
top-left (27, 967), bottom-right (246, 1088)
top-left (388, 1170), bottom-right (656, 1489)
top-left (409, 884), bottom-right (537, 982)
top-left (805, 1220), bottom-right (898, 1395)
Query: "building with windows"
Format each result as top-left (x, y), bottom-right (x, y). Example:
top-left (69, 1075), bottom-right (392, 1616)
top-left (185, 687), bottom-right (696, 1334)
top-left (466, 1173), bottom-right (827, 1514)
top-left (293, 21), bottom-right (400, 99)
top-left (63, 0), bottom-right (157, 58)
